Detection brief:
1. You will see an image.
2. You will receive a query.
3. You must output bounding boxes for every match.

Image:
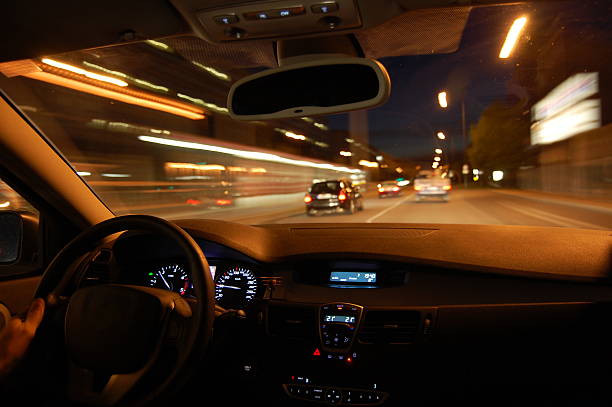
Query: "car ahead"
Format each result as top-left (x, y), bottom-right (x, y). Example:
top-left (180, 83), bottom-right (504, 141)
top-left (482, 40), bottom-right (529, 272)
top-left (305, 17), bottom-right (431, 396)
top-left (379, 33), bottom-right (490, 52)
top-left (377, 181), bottom-right (401, 198)
top-left (304, 180), bottom-right (363, 215)
top-left (413, 171), bottom-right (451, 202)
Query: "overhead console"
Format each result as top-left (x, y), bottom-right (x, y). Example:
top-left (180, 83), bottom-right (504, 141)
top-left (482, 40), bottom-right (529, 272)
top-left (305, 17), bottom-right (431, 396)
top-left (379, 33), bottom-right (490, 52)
top-left (171, 0), bottom-right (362, 42)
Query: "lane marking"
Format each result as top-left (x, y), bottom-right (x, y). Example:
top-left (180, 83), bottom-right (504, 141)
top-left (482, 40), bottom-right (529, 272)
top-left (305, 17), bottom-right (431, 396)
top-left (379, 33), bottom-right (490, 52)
top-left (497, 202), bottom-right (607, 230)
top-left (366, 193), bottom-right (414, 223)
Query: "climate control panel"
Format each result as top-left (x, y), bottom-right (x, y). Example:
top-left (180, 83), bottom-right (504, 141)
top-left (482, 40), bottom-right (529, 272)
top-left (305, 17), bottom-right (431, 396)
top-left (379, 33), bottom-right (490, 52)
top-left (319, 303), bottom-right (363, 352)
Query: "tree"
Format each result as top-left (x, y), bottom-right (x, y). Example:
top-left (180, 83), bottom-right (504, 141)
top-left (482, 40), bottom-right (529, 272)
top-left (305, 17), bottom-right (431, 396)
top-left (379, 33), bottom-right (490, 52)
top-left (467, 100), bottom-right (530, 185)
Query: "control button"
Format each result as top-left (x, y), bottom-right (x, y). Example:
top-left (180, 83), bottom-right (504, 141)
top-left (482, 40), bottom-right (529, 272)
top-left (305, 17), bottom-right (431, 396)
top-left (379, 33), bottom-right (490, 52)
top-left (214, 14), bottom-right (238, 24)
top-left (244, 7), bottom-right (305, 20)
top-left (312, 387), bottom-right (324, 401)
top-left (312, 2), bottom-right (339, 13)
top-left (269, 7), bottom-right (305, 17)
top-left (224, 27), bottom-right (246, 39)
top-left (325, 389), bottom-right (342, 404)
top-left (344, 390), bottom-right (353, 403)
top-left (244, 11), bottom-right (270, 20)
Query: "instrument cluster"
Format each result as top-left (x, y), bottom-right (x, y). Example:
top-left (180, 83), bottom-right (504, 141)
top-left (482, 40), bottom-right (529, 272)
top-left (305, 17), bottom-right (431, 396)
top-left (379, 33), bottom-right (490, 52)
top-left (145, 262), bottom-right (261, 310)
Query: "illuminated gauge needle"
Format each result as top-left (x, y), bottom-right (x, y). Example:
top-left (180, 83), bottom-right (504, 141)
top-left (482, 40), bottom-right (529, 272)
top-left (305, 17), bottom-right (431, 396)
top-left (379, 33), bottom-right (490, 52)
top-left (158, 271), bottom-right (171, 289)
top-left (217, 284), bottom-right (241, 290)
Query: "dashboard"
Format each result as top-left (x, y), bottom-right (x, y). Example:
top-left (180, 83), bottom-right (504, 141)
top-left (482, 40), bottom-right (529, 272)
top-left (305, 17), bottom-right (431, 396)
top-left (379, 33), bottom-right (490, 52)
top-left (79, 221), bottom-right (612, 406)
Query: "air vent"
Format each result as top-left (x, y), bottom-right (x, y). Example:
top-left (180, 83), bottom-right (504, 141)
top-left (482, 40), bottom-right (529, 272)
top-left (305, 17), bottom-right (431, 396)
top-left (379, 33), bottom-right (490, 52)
top-left (268, 306), bottom-right (316, 340)
top-left (358, 310), bottom-right (420, 344)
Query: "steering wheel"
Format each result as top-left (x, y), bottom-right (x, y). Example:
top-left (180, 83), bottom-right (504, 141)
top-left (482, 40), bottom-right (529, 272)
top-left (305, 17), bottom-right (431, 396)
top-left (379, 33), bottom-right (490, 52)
top-left (34, 215), bottom-right (215, 406)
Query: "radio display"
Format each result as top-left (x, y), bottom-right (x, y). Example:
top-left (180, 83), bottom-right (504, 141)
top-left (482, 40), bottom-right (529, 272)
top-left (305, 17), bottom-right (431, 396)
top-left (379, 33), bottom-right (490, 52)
top-left (324, 314), bottom-right (356, 323)
top-left (329, 271), bottom-right (377, 284)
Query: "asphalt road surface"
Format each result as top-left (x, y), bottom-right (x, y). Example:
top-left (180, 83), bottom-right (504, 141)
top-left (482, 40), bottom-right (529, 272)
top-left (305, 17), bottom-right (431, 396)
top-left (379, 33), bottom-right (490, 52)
top-left (269, 189), bottom-right (612, 229)
top-left (149, 188), bottom-right (612, 230)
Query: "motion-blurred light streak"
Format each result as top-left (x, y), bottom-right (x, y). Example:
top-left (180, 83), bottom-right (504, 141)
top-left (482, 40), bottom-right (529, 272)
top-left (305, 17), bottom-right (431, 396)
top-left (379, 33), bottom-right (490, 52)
top-left (138, 135), bottom-right (362, 174)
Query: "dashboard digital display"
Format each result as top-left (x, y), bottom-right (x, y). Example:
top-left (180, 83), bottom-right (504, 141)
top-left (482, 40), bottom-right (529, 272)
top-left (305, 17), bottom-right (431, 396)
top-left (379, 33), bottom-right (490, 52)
top-left (324, 315), bottom-right (356, 323)
top-left (329, 271), bottom-right (377, 284)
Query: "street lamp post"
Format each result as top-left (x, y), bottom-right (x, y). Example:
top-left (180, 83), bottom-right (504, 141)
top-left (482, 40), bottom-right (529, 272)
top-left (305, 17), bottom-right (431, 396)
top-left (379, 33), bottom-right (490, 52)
top-left (438, 91), bottom-right (468, 188)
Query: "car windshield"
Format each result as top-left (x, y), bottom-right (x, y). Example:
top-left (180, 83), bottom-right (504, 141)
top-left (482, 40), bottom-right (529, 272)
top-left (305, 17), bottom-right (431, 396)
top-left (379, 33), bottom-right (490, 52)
top-left (0, 0), bottom-right (610, 229)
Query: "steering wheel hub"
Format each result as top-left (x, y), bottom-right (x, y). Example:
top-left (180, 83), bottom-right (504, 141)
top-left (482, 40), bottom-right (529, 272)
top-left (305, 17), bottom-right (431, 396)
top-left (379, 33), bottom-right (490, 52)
top-left (65, 285), bottom-right (165, 374)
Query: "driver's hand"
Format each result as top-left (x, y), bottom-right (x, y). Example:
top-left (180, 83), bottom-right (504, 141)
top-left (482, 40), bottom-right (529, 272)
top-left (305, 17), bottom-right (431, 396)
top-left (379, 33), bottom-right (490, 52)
top-left (0, 298), bottom-right (45, 378)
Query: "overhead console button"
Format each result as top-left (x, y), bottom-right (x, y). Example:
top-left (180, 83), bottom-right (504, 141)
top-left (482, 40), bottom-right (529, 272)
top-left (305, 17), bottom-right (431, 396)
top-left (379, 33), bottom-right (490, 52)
top-left (243, 11), bottom-right (270, 20)
top-left (312, 2), bottom-right (339, 13)
top-left (213, 14), bottom-right (238, 25)
top-left (244, 7), bottom-right (305, 20)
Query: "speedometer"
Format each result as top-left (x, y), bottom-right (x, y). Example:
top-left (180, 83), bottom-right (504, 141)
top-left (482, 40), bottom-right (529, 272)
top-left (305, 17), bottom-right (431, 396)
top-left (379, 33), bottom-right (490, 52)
top-left (147, 264), bottom-right (192, 297)
top-left (215, 266), bottom-right (258, 309)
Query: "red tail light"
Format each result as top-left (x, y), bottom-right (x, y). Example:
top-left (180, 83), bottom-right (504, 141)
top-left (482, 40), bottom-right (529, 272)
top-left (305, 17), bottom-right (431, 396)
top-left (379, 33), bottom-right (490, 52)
top-left (185, 198), bottom-right (201, 205)
top-left (215, 199), bottom-right (232, 206)
top-left (443, 185), bottom-right (452, 191)
top-left (338, 191), bottom-right (347, 201)
top-left (304, 195), bottom-right (313, 203)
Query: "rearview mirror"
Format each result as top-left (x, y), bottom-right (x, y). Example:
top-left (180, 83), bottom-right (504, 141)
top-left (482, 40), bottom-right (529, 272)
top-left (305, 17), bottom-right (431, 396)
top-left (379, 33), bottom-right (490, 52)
top-left (228, 57), bottom-right (391, 120)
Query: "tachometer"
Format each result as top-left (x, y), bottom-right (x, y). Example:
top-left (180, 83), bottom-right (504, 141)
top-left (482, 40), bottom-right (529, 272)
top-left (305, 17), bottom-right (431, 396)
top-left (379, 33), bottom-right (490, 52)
top-left (147, 264), bottom-right (192, 297)
top-left (215, 266), bottom-right (258, 309)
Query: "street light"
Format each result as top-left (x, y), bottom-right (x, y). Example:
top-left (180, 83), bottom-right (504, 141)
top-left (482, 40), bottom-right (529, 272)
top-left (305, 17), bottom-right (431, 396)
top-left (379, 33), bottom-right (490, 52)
top-left (437, 131), bottom-right (446, 140)
top-left (339, 151), bottom-right (352, 157)
top-left (435, 148), bottom-right (442, 154)
top-left (284, 131), bottom-right (306, 140)
top-left (438, 91), bottom-right (448, 108)
top-left (499, 16), bottom-right (527, 59)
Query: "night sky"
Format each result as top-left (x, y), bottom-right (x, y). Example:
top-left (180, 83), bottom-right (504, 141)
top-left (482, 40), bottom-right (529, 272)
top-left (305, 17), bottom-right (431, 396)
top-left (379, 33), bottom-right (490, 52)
top-left (327, 4), bottom-right (532, 160)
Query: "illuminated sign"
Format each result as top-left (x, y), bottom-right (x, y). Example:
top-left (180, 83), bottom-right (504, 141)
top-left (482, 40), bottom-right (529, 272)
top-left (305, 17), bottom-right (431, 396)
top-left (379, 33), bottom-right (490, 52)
top-left (531, 72), bottom-right (601, 145)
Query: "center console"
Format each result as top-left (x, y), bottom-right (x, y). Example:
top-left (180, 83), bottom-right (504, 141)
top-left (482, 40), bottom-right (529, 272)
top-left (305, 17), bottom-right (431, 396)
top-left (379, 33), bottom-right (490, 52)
top-left (319, 303), bottom-right (362, 354)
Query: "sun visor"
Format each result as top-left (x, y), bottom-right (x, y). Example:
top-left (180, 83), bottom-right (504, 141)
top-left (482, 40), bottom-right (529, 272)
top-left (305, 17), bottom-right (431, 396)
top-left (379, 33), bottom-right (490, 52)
top-left (356, 7), bottom-right (471, 57)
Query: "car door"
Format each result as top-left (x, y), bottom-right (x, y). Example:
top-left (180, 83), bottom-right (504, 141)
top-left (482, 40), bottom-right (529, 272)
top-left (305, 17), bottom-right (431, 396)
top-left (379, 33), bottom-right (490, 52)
top-left (0, 179), bottom-right (42, 325)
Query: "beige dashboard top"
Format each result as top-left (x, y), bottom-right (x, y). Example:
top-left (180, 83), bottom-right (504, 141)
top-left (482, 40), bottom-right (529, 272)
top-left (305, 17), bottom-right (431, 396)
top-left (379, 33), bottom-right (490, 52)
top-left (174, 220), bottom-right (612, 282)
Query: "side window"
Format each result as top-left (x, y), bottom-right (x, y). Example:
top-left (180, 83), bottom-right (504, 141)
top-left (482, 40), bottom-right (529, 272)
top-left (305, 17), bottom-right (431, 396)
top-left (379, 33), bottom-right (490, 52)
top-left (0, 179), bottom-right (40, 276)
top-left (0, 179), bottom-right (38, 214)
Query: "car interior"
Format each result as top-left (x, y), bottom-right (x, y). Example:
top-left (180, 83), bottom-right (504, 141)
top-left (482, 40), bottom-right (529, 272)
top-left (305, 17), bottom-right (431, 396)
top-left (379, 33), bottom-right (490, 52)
top-left (1, 1), bottom-right (611, 406)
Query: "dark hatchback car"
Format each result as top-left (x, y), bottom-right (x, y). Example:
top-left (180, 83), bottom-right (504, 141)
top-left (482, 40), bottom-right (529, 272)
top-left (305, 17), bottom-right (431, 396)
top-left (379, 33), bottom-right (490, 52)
top-left (304, 180), bottom-right (363, 216)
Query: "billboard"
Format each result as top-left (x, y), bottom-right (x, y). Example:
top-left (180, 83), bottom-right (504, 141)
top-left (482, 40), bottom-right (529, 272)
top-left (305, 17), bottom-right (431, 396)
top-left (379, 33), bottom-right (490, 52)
top-left (531, 72), bottom-right (601, 145)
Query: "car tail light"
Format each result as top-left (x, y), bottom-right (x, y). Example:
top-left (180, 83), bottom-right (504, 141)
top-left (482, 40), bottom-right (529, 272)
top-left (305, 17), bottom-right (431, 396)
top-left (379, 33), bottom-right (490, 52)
top-left (392, 186), bottom-right (400, 192)
top-left (215, 199), bottom-right (232, 206)
top-left (304, 195), bottom-right (313, 203)
top-left (185, 198), bottom-right (201, 205)
top-left (378, 187), bottom-right (385, 193)
top-left (443, 185), bottom-right (452, 191)
top-left (414, 185), bottom-right (422, 191)
top-left (338, 191), bottom-right (347, 201)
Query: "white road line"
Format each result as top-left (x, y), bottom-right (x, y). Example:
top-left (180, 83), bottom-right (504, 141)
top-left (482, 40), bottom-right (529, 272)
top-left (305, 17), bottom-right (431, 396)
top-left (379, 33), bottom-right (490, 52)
top-left (366, 193), bottom-right (414, 223)
top-left (497, 202), bottom-right (607, 230)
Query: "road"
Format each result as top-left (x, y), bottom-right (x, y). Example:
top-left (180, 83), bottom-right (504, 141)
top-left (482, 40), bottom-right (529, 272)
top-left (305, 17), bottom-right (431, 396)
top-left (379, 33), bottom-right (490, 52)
top-left (264, 189), bottom-right (612, 229)
top-left (145, 188), bottom-right (612, 230)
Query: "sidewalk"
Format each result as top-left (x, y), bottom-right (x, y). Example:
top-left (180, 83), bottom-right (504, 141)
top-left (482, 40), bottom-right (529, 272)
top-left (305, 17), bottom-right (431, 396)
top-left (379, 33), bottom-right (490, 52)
top-left (492, 189), bottom-right (612, 213)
